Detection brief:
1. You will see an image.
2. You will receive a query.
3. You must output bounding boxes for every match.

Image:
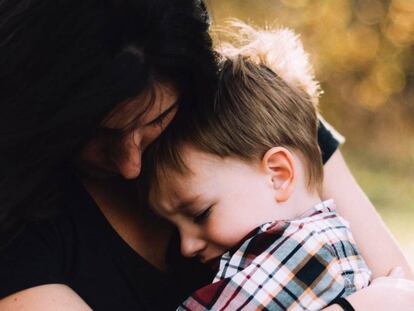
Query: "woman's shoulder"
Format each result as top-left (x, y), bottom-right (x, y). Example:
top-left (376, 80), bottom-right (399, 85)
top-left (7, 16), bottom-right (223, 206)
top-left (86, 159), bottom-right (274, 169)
top-left (0, 217), bottom-right (67, 299)
top-left (0, 284), bottom-right (91, 310)
top-left (0, 177), bottom-right (111, 300)
top-left (0, 179), bottom-right (186, 309)
top-left (0, 182), bottom-right (92, 299)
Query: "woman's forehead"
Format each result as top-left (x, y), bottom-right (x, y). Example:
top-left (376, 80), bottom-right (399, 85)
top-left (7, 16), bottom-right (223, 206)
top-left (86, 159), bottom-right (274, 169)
top-left (102, 82), bottom-right (178, 129)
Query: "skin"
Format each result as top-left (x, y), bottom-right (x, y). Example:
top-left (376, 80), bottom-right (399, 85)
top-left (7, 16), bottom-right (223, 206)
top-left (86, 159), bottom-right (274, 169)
top-left (80, 83), bottom-right (178, 180)
top-left (151, 145), bottom-right (414, 308)
top-left (322, 151), bottom-right (414, 280)
top-left (80, 82), bottom-right (178, 271)
top-left (1, 85), bottom-right (413, 309)
top-left (0, 82), bottom-right (178, 310)
top-left (325, 267), bottom-right (414, 310)
top-left (150, 145), bottom-right (322, 262)
top-left (0, 285), bottom-right (92, 311)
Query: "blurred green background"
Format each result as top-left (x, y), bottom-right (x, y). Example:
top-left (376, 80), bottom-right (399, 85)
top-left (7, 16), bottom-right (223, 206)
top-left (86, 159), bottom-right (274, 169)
top-left (207, 0), bottom-right (414, 266)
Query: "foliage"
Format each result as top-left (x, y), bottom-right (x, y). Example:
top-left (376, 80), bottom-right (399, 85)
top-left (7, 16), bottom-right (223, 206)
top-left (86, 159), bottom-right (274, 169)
top-left (207, 0), bottom-right (414, 265)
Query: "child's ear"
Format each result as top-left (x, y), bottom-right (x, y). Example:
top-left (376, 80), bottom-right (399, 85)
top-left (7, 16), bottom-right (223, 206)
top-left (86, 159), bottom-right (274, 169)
top-left (261, 147), bottom-right (296, 203)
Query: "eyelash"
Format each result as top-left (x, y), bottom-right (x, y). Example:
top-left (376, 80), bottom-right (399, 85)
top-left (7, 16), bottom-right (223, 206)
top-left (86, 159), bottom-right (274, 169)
top-left (150, 115), bottom-right (166, 127)
top-left (193, 207), bottom-right (212, 224)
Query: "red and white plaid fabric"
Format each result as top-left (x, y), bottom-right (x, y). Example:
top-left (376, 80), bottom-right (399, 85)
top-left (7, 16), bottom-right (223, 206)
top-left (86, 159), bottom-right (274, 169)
top-left (178, 200), bottom-right (371, 311)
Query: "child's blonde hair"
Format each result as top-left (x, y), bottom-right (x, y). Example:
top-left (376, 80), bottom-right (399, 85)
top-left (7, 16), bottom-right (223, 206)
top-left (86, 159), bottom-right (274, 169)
top-left (215, 20), bottom-right (321, 106)
top-left (146, 21), bottom-right (323, 194)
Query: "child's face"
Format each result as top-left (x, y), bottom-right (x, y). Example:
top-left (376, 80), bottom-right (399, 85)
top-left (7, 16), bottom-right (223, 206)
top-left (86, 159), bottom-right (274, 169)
top-left (150, 145), bottom-right (286, 263)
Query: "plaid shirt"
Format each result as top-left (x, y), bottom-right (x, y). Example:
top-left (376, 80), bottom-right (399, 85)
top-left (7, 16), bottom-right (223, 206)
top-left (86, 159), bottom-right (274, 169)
top-left (178, 200), bottom-right (371, 311)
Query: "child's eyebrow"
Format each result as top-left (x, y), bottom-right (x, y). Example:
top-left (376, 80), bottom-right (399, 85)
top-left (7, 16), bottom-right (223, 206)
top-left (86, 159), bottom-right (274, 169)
top-left (175, 195), bottom-right (201, 212)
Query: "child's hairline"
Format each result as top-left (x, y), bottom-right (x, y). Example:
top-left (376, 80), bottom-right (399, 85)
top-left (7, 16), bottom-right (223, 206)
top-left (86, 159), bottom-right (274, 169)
top-left (149, 141), bottom-right (320, 205)
top-left (149, 21), bottom-right (325, 200)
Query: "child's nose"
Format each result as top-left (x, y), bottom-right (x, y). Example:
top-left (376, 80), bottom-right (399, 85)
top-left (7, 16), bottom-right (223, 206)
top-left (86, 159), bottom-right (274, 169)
top-left (180, 232), bottom-right (206, 258)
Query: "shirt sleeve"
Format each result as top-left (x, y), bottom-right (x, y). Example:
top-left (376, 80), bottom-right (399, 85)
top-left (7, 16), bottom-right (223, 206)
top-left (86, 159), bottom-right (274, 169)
top-left (178, 226), bottom-right (347, 311)
top-left (0, 220), bottom-right (65, 298)
top-left (318, 116), bottom-right (345, 164)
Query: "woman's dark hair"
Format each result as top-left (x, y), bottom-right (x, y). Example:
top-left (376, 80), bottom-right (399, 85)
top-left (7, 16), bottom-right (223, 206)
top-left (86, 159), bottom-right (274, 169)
top-left (0, 0), bottom-right (218, 244)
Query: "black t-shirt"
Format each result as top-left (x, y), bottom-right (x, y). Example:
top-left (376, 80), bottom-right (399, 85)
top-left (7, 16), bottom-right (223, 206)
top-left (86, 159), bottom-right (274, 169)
top-left (0, 121), bottom-right (340, 310)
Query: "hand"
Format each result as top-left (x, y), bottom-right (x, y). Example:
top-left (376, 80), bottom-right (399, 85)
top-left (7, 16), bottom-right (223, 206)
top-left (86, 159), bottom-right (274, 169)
top-left (346, 267), bottom-right (414, 310)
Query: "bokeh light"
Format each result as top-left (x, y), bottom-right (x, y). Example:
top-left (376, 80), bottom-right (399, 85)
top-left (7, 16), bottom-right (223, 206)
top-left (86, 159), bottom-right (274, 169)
top-left (207, 0), bottom-right (414, 266)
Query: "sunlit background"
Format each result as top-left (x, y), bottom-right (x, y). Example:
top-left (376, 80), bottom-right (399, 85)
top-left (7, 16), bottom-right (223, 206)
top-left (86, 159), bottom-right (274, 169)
top-left (207, 0), bottom-right (414, 266)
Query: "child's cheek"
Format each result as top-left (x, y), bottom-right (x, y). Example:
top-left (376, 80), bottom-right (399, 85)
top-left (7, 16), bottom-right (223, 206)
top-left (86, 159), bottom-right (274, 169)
top-left (205, 218), bottom-right (253, 249)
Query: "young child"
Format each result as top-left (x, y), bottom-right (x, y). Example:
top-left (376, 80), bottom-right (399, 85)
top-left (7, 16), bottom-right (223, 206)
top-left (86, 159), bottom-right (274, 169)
top-left (146, 23), bottom-right (371, 311)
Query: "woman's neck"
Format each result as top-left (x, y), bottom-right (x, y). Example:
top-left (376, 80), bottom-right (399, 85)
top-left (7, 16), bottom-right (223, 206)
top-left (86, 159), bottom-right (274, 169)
top-left (81, 176), bottom-right (173, 271)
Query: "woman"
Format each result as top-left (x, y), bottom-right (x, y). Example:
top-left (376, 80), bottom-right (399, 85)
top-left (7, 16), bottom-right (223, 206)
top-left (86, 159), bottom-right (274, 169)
top-left (0, 0), bottom-right (413, 310)
top-left (0, 1), bottom-right (216, 309)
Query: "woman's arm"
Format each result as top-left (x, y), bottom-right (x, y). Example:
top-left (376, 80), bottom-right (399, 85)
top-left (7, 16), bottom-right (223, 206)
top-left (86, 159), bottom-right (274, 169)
top-left (323, 280), bottom-right (414, 311)
top-left (321, 150), bottom-right (414, 279)
top-left (0, 285), bottom-right (92, 311)
top-left (324, 267), bottom-right (414, 310)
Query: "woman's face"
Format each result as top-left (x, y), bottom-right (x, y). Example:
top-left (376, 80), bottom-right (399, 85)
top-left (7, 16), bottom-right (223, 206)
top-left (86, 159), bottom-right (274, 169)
top-left (79, 83), bottom-right (178, 179)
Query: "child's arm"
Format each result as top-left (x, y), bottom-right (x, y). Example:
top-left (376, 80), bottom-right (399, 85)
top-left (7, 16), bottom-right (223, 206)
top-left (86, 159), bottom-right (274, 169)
top-left (321, 150), bottom-right (414, 279)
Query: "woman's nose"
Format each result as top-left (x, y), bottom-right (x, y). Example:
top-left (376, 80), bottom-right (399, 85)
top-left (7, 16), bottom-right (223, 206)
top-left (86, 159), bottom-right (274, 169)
top-left (116, 132), bottom-right (142, 179)
top-left (180, 232), bottom-right (206, 258)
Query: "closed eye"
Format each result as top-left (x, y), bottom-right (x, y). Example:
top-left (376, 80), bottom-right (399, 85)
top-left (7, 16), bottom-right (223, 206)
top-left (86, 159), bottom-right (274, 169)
top-left (193, 207), bottom-right (212, 224)
top-left (148, 112), bottom-right (168, 127)
top-left (146, 103), bottom-right (177, 127)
